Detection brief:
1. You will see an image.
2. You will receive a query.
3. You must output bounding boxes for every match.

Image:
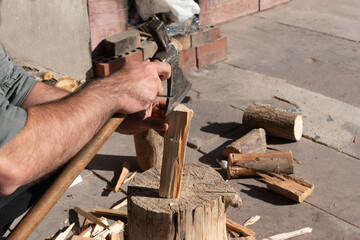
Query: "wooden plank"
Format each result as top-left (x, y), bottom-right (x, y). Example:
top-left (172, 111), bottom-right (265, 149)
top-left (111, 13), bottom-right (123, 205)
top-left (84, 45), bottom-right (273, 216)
top-left (159, 104), bottom-right (194, 198)
top-left (258, 173), bottom-right (314, 202)
top-left (226, 218), bottom-right (255, 237)
top-left (73, 207), bottom-right (110, 230)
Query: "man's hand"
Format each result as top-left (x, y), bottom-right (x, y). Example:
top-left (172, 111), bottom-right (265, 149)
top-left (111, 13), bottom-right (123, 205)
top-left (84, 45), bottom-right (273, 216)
top-left (117, 97), bottom-right (169, 135)
top-left (102, 60), bottom-right (171, 115)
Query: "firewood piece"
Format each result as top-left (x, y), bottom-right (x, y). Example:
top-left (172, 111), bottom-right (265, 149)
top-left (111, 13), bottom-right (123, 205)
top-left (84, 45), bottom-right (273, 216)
top-left (258, 173), bottom-right (314, 203)
top-left (73, 207), bottom-right (110, 230)
top-left (43, 72), bottom-right (53, 80)
top-left (263, 227), bottom-right (312, 240)
top-left (227, 151), bottom-right (294, 178)
top-left (93, 208), bottom-right (127, 218)
top-left (54, 223), bottom-right (75, 240)
top-left (113, 162), bottom-right (131, 192)
top-left (228, 229), bottom-right (240, 237)
top-left (134, 129), bottom-right (164, 171)
top-left (71, 236), bottom-right (94, 240)
top-left (243, 104), bottom-right (303, 141)
top-left (236, 237), bottom-right (256, 240)
top-left (78, 226), bottom-right (92, 237)
top-left (159, 104), bottom-right (194, 198)
top-left (226, 218), bottom-right (255, 237)
top-left (92, 220), bottom-right (124, 239)
top-left (222, 128), bottom-right (267, 157)
top-left (128, 163), bottom-right (242, 240)
top-left (243, 215), bottom-right (261, 227)
top-left (123, 171), bottom-right (137, 184)
top-left (112, 199), bottom-right (127, 210)
top-left (55, 77), bottom-right (78, 92)
top-left (111, 232), bottom-right (120, 240)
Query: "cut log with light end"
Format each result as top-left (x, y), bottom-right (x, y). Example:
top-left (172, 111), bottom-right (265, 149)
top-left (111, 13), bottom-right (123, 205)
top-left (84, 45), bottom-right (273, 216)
top-left (159, 104), bottom-right (194, 198)
top-left (128, 163), bottom-right (242, 240)
top-left (55, 77), bottom-right (78, 92)
top-left (222, 128), bottom-right (267, 157)
top-left (258, 173), bottom-right (314, 203)
top-left (227, 151), bottom-right (294, 179)
top-left (243, 104), bottom-right (303, 141)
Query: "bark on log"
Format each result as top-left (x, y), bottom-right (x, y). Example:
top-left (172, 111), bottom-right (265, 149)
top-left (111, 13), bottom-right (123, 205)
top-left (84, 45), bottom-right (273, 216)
top-left (159, 104), bottom-right (193, 198)
top-left (127, 163), bottom-right (242, 240)
top-left (222, 128), bottom-right (267, 157)
top-left (257, 173), bottom-right (314, 203)
top-left (242, 104), bottom-right (303, 141)
top-left (227, 151), bottom-right (294, 179)
top-left (134, 129), bottom-right (163, 171)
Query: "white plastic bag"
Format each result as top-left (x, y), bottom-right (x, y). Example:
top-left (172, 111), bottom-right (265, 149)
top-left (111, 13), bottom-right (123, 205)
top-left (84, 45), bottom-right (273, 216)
top-left (135, 0), bottom-right (200, 23)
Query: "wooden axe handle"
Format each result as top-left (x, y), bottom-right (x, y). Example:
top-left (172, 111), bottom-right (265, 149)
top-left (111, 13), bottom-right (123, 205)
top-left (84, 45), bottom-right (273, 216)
top-left (7, 115), bottom-right (125, 240)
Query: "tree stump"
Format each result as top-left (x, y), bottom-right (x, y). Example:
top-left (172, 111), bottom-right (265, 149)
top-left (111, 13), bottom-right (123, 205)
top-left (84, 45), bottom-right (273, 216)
top-left (127, 163), bottom-right (242, 240)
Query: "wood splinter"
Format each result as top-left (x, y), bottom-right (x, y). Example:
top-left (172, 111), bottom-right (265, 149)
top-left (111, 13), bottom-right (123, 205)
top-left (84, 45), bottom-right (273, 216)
top-left (258, 173), bottom-right (314, 203)
top-left (159, 104), bottom-right (194, 198)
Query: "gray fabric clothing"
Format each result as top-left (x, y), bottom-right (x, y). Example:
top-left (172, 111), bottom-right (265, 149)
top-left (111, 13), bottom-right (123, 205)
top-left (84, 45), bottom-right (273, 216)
top-left (0, 44), bottom-right (36, 148)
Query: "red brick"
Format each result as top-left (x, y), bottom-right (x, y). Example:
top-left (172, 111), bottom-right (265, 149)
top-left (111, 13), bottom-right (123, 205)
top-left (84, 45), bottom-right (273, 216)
top-left (179, 48), bottom-right (197, 73)
top-left (196, 37), bottom-right (227, 57)
top-left (93, 49), bottom-right (143, 77)
top-left (210, 26), bottom-right (221, 40)
top-left (196, 37), bottom-right (227, 68)
top-left (198, 0), bottom-right (258, 26)
top-left (260, 0), bottom-right (290, 11)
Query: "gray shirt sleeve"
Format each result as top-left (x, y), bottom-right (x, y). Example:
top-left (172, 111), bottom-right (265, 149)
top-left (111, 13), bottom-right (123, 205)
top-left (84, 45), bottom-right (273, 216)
top-left (0, 44), bottom-right (36, 148)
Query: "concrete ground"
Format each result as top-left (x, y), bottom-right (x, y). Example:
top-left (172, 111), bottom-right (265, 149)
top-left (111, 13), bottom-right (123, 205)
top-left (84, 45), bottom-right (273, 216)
top-left (8, 0), bottom-right (360, 239)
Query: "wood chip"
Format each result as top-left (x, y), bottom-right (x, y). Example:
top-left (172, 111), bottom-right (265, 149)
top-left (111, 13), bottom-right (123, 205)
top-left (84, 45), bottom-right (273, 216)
top-left (114, 162), bottom-right (131, 192)
top-left (54, 223), bottom-right (75, 240)
top-left (112, 199), bottom-right (127, 210)
top-left (55, 77), bottom-right (78, 92)
top-left (226, 218), bottom-right (255, 237)
top-left (73, 207), bottom-right (110, 230)
top-left (243, 215), bottom-right (261, 226)
top-left (293, 157), bottom-right (301, 164)
top-left (262, 227), bottom-right (312, 240)
top-left (43, 72), bottom-right (53, 80)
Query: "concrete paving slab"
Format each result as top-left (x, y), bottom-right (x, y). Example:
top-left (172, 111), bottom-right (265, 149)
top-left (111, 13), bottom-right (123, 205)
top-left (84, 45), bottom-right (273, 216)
top-left (226, 177), bottom-right (360, 240)
top-left (187, 63), bottom-right (360, 151)
top-left (27, 174), bottom-right (126, 240)
top-left (341, 141), bottom-right (360, 160)
top-left (220, 15), bottom-right (360, 108)
top-left (257, 0), bottom-right (360, 42)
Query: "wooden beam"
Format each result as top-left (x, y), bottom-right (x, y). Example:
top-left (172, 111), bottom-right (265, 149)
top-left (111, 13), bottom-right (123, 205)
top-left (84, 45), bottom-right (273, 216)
top-left (159, 104), bottom-right (194, 198)
top-left (227, 151), bottom-right (294, 178)
top-left (258, 173), bottom-right (314, 203)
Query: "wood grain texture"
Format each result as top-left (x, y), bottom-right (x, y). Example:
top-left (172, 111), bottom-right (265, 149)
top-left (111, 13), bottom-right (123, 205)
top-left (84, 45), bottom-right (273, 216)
top-left (159, 104), bottom-right (194, 198)
top-left (258, 173), bottom-right (314, 202)
top-left (227, 151), bottom-right (294, 178)
top-left (243, 104), bottom-right (303, 141)
top-left (222, 128), bottom-right (267, 157)
top-left (127, 163), bottom-right (242, 240)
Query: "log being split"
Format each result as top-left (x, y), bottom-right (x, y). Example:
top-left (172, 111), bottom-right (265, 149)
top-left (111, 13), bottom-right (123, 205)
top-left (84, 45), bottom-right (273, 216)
top-left (258, 173), bottom-right (314, 203)
top-left (222, 128), bottom-right (267, 157)
top-left (134, 129), bottom-right (164, 171)
top-left (227, 151), bottom-right (294, 178)
top-left (159, 104), bottom-right (193, 198)
top-left (127, 163), bottom-right (242, 240)
top-left (242, 104), bottom-right (303, 141)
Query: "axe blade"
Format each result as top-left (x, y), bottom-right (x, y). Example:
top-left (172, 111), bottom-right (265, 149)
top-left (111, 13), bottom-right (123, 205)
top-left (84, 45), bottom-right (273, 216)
top-left (166, 61), bottom-right (192, 115)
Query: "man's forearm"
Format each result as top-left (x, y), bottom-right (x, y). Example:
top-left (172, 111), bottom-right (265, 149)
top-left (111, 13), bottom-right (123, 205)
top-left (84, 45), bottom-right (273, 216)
top-left (0, 80), bottom-right (116, 195)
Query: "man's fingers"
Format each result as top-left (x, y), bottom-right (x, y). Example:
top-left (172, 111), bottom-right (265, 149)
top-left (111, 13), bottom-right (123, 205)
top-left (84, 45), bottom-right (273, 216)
top-left (143, 117), bottom-right (168, 132)
top-left (152, 61), bottom-right (171, 81)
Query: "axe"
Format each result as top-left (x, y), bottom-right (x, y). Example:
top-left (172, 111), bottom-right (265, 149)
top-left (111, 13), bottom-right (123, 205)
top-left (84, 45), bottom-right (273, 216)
top-left (7, 19), bottom-right (191, 240)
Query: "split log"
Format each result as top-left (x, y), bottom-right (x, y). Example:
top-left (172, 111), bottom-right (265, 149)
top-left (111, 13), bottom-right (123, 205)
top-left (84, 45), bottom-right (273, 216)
top-left (127, 163), bottom-right (242, 240)
top-left (159, 104), bottom-right (194, 198)
top-left (222, 128), bottom-right (267, 157)
top-left (242, 104), bottom-right (303, 141)
top-left (226, 218), bottom-right (255, 237)
top-left (93, 208), bottom-right (127, 218)
top-left (258, 173), bottom-right (314, 203)
top-left (134, 129), bottom-right (163, 171)
top-left (227, 151), bottom-right (294, 178)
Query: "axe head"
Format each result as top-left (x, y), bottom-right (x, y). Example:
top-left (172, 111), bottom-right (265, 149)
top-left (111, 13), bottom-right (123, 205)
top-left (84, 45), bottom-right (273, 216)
top-left (144, 18), bottom-right (192, 115)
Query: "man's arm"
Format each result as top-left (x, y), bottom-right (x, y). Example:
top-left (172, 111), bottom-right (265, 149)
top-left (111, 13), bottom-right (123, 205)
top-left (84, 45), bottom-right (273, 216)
top-left (0, 61), bottom-right (170, 196)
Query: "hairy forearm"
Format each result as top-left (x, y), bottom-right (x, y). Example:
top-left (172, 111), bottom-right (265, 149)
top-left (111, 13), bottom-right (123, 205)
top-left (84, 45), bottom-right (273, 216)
top-left (0, 80), bottom-right (116, 195)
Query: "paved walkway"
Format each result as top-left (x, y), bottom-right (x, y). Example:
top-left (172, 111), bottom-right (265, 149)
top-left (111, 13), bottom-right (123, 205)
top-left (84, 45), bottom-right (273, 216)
top-left (11, 0), bottom-right (359, 239)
